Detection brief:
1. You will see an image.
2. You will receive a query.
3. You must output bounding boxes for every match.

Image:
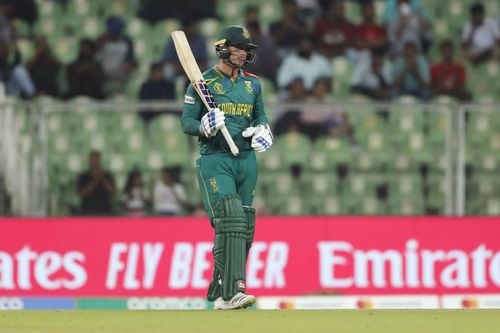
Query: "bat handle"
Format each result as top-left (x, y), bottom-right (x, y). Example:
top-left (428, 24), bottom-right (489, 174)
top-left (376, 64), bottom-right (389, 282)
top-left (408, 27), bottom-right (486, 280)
top-left (221, 126), bottom-right (239, 156)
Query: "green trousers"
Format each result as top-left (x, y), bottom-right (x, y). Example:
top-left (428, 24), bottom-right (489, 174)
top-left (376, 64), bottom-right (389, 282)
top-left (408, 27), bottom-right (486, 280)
top-left (196, 150), bottom-right (257, 220)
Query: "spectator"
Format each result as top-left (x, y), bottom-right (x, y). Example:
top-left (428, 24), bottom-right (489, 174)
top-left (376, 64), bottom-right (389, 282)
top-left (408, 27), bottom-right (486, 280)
top-left (351, 47), bottom-right (393, 100)
top-left (0, 1), bottom-right (14, 46)
top-left (301, 77), bottom-right (351, 140)
top-left (77, 151), bottom-right (116, 216)
top-left (138, 62), bottom-right (176, 125)
top-left (244, 6), bottom-right (280, 84)
top-left (276, 34), bottom-right (333, 92)
top-left (273, 77), bottom-right (309, 136)
top-left (382, 0), bottom-right (430, 23)
top-left (392, 41), bottom-right (431, 100)
top-left (97, 16), bottom-right (137, 96)
top-left (270, 0), bottom-right (305, 58)
top-left (461, 2), bottom-right (500, 65)
top-left (138, 0), bottom-right (216, 24)
top-left (122, 169), bottom-right (150, 217)
top-left (162, 18), bottom-right (207, 84)
top-left (66, 38), bottom-right (105, 99)
top-left (0, 40), bottom-right (35, 99)
top-left (26, 36), bottom-right (61, 97)
top-left (357, 0), bottom-right (388, 52)
top-left (152, 167), bottom-right (187, 216)
top-left (386, 0), bottom-right (432, 57)
top-left (313, 0), bottom-right (358, 59)
top-left (431, 40), bottom-right (471, 100)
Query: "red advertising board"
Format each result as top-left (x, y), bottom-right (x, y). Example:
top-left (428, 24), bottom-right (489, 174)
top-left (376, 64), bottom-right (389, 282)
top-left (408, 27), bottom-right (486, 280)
top-left (0, 217), bottom-right (499, 296)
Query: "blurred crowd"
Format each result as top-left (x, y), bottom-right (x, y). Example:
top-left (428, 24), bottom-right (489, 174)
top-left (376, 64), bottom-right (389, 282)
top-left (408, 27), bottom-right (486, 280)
top-left (1, 1), bottom-right (498, 99)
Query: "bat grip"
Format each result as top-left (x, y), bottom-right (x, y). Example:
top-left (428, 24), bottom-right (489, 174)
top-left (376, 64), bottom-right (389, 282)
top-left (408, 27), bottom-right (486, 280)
top-left (221, 126), bottom-right (239, 156)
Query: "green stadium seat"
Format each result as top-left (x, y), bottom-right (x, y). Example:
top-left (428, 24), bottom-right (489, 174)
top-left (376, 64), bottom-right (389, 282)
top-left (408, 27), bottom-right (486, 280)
top-left (312, 137), bottom-right (353, 169)
top-left (273, 131), bottom-right (312, 170)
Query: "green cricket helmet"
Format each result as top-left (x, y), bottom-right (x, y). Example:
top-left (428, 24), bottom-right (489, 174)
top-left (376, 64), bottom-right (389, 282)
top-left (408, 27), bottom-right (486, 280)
top-left (214, 25), bottom-right (258, 66)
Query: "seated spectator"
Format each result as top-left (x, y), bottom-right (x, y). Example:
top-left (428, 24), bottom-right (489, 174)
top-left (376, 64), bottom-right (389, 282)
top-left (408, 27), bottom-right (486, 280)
top-left (138, 0), bottom-right (216, 24)
top-left (97, 16), bottom-right (137, 96)
top-left (357, 0), bottom-right (388, 52)
top-left (431, 40), bottom-right (471, 100)
top-left (273, 77), bottom-right (309, 136)
top-left (0, 2), bottom-right (15, 46)
top-left (152, 167), bottom-right (187, 216)
top-left (162, 18), bottom-right (208, 85)
top-left (351, 47), bottom-right (393, 100)
top-left (66, 38), bottom-right (105, 99)
top-left (461, 2), bottom-right (500, 65)
top-left (0, 41), bottom-right (35, 99)
top-left (26, 36), bottom-right (61, 97)
top-left (392, 41), bottom-right (431, 100)
top-left (244, 7), bottom-right (280, 84)
top-left (382, 0), bottom-right (430, 23)
top-left (276, 34), bottom-right (333, 92)
top-left (122, 169), bottom-right (150, 217)
top-left (138, 62), bottom-right (176, 125)
top-left (270, 0), bottom-right (305, 59)
top-left (386, 0), bottom-right (432, 57)
top-left (301, 77), bottom-right (351, 140)
top-left (77, 151), bottom-right (116, 216)
top-left (314, 0), bottom-right (358, 59)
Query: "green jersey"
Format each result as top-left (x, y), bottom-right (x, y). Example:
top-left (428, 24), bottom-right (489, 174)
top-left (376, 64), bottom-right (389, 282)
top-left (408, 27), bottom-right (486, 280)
top-left (181, 66), bottom-right (268, 155)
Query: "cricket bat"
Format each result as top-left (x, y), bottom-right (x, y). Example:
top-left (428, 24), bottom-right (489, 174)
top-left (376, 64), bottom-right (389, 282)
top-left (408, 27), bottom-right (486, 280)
top-left (171, 30), bottom-right (239, 156)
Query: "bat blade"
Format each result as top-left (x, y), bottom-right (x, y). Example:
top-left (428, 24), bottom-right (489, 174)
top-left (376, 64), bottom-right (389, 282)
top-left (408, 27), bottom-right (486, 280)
top-left (171, 30), bottom-right (239, 156)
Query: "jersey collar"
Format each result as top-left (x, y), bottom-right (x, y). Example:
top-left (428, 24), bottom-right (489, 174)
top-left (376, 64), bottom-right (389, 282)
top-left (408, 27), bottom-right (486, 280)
top-left (214, 66), bottom-right (243, 80)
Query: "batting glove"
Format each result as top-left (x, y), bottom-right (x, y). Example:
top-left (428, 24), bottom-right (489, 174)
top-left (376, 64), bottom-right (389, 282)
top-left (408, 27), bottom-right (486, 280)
top-left (200, 108), bottom-right (225, 138)
top-left (242, 124), bottom-right (273, 152)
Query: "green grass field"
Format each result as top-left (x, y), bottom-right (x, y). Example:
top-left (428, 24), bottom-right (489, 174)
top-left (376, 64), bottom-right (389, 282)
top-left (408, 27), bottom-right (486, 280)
top-left (0, 310), bottom-right (499, 333)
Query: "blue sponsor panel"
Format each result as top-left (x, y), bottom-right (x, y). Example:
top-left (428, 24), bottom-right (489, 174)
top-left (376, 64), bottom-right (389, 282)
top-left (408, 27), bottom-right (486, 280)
top-left (21, 297), bottom-right (74, 310)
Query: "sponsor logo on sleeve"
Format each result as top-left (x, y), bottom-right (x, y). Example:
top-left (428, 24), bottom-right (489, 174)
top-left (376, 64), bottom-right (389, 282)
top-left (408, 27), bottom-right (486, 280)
top-left (184, 95), bottom-right (195, 104)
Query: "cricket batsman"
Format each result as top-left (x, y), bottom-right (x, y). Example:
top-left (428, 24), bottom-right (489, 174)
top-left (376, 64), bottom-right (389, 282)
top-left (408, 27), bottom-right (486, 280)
top-left (181, 25), bottom-right (273, 310)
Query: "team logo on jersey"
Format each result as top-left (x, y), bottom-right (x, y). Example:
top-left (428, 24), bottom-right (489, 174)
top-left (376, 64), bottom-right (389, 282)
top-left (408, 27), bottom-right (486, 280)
top-left (242, 28), bottom-right (250, 39)
top-left (184, 95), bottom-right (195, 104)
top-left (244, 81), bottom-right (254, 94)
top-left (213, 82), bottom-right (225, 95)
top-left (209, 177), bottom-right (219, 192)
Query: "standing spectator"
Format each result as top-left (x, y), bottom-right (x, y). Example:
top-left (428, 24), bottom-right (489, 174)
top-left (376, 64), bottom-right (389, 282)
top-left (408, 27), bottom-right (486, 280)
top-left (386, 0), bottom-right (432, 57)
top-left (357, 0), bottom-right (388, 52)
top-left (97, 16), bottom-right (137, 96)
top-left (313, 0), bottom-right (358, 59)
top-left (77, 151), bottom-right (116, 216)
top-left (351, 47), bottom-right (393, 100)
top-left (122, 169), bottom-right (150, 217)
top-left (26, 36), bottom-right (61, 97)
top-left (162, 18), bottom-right (207, 84)
top-left (244, 6), bottom-right (280, 84)
top-left (461, 2), bottom-right (500, 65)
top-left (0, 40), bottom-right (35, 99)
top-left (276, 34), bottom-right (333, 92)
top-left (392, 41), bottom-right (431, 100)
top-left (138, 62), bottom-right (176, 125)
top-left (66, 38), bottom-right (105, 99)
top-left (152, 167), bottom-right (187, 216)
top-left (270, 0), bottom-right (305, 58)
top-left (431, 40), bottom-right (471, 100)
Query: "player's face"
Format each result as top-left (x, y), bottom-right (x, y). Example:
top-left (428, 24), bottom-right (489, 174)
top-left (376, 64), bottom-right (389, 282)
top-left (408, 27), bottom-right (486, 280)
top-left (228, 46), bottom-right (247, 67)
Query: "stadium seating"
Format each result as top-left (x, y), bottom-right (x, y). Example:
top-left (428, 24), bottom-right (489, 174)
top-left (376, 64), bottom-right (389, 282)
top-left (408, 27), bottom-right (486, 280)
top-left (12, 0), bottom-right (498, 216)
